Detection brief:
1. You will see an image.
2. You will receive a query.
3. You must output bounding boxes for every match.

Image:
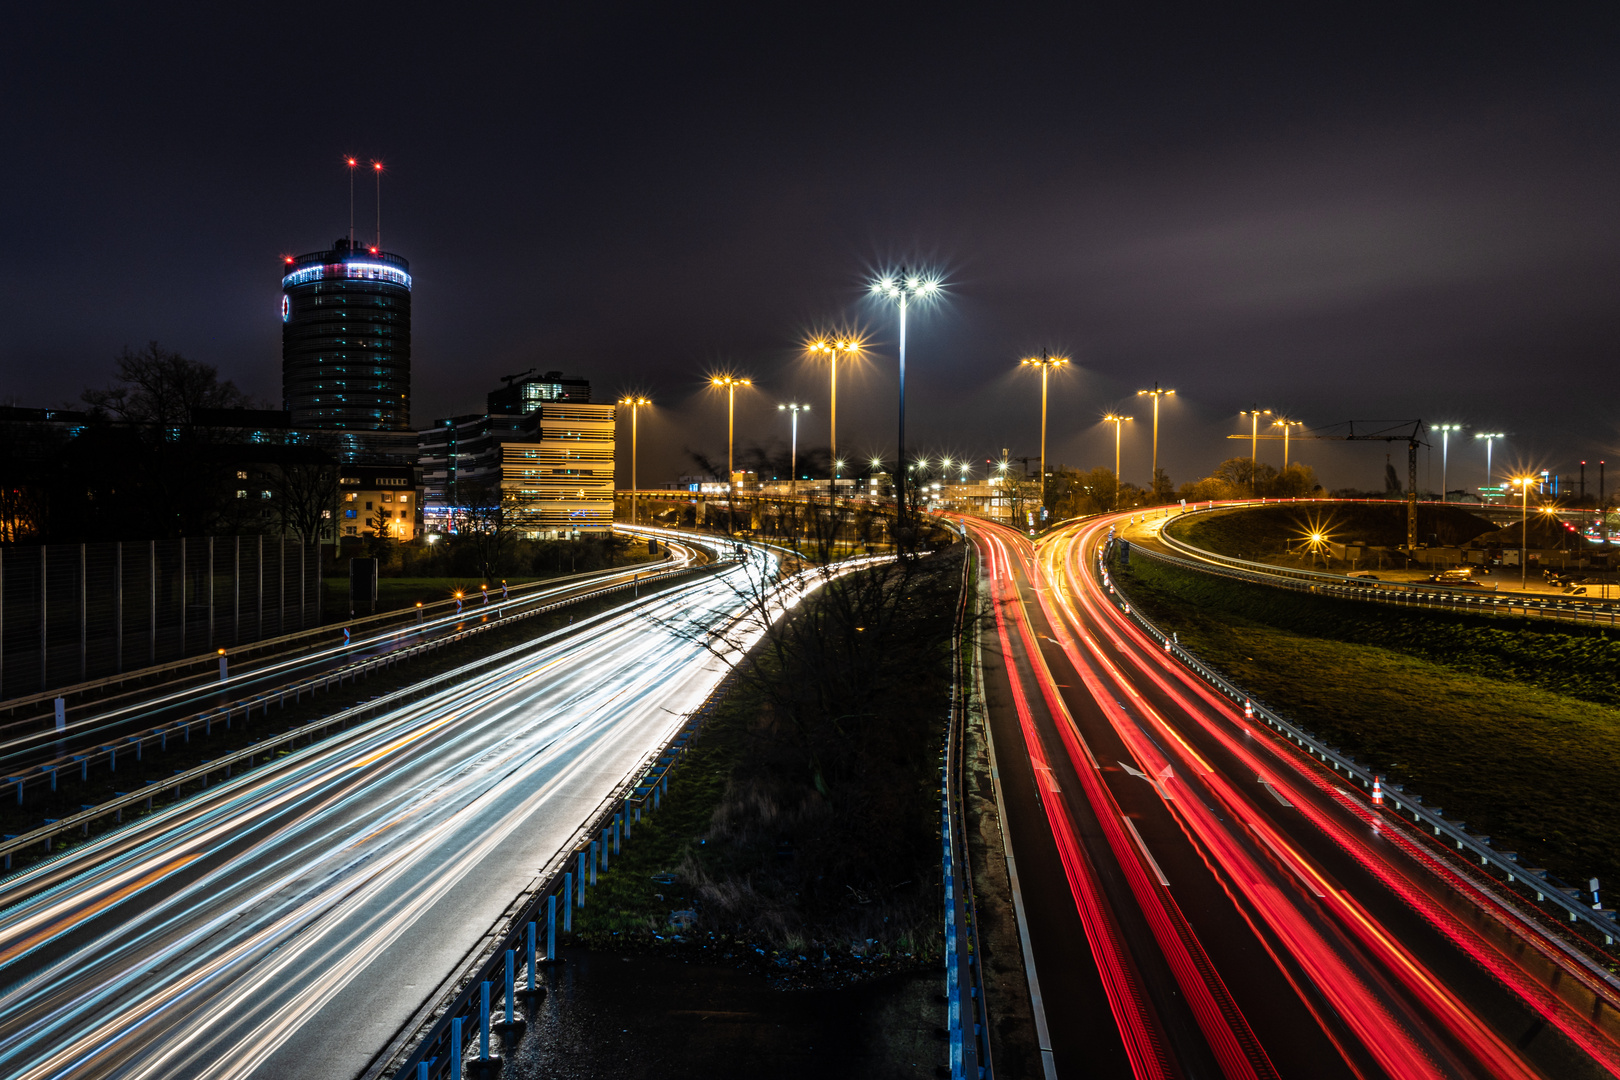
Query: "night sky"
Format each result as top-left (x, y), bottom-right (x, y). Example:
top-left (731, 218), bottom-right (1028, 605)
top-left (4, 5), bottom-right (1618, 493)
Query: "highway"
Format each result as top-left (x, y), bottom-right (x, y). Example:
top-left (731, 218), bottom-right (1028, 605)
top-left (0, 539), bottom-right (769, 1080)
top-left (0, 544), bottom-right (703, 785)
top-left (967, 512), bottom-right (1620, 1079)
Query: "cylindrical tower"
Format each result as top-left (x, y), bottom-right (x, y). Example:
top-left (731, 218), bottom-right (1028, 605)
top-left (281, 237), bottom-right (411, 431)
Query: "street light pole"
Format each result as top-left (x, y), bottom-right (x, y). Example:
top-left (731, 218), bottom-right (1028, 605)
top-left (711, 376), bottom-right (751, 533)
top-left (1475, 432), bottom-right (1503, 500)
top-left (1103, 414), bottom-right (1132, 507)
top-left (872, 269), bottom-right (941, 539)
top-left (1240, 407), bottom-right (1272, 497)
top-left (618, 396), bottom-right (650, 526)
top-left (778, 403), bottom-right (808, 498)
top-left (1512, 476), bottom-right (1532, 590)
top-left (1434, 424), bottom-right (1461, 502)
top-left (1020, 351), bottom-right (1069, 521)
top-left (810, 339), bottom-right (857, 495)
top-left (1272, 418), bottom-right (1303, 473)
top-left (1136, 382), bottom-right (1175, 500)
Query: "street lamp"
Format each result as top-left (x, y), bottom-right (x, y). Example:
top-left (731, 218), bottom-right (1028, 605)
top-left (1102, 413), bottom-right (1133, 506)
top-left (871, 268), bottom-right (943, 535)
top-left (1240, 407), bottom-right (1272, 497)
top-left (778, 403), bottom-right (809, 498)
top-left (1020, 351), bottom-right (1069, 518)
top-left (1476, 432), bottom-right (1504, 499)
top-left (1272, 418), bottom-right (1304, 473)
top-left (711, 375), bottom-right (752, 532)
top-left (808, 337), bottom-right (860, 494)
top-left (1135, 382), bottom-right (1175, 499)
top-left (1434, 424), bottom-right (1462, 502)
top-left (618, 396), bottom-right (650, 525)
top-left (1510, 475), bottom-right (1535, 590)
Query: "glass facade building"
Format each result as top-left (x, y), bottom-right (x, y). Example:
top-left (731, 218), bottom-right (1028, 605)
top-left (281, 238), bottom-right (412, 431)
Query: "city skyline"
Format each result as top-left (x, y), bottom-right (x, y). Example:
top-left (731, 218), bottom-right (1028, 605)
top-left (4, 6), bottom-right (1617, 491)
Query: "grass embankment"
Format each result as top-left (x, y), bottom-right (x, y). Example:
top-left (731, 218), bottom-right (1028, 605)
top-left (570, 546), bottom-right (963, 986)
top-left (1120, 556), bottom-right (1620, 890)
top-left (1168, 503), bottom-right (1495, 559)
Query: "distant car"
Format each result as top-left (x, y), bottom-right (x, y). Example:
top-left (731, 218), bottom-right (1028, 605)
top-left (1426, 575), bottom-right (1484, 587)
top-left (1345, 571), bottom-right (1379, 579)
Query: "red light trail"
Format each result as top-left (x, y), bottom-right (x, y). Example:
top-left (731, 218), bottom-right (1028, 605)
top-left (966, 511), bottom-right (1620, 1078)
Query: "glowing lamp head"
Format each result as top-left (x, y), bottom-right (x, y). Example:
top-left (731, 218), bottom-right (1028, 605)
top-left (346, 157), bottom-right (357, 167)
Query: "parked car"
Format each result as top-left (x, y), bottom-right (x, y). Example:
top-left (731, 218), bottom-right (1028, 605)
top-left (1426, 572), bottom-right (1484, 587)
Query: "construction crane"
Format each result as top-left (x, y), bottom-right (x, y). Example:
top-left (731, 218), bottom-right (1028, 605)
top-left (1226, 420), bottom-right (1428, 552)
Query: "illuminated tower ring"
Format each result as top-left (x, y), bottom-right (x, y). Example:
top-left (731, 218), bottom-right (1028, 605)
top-left (281, 237), bottom-right (412, 431)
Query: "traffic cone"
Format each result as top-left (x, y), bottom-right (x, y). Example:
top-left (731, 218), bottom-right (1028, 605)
top-left (1372, 776), bottom-right (1384, 807)
top-left (1164, 638), bottom-right (1171, 653)
top-left (1244, 699), bottom-right (1253, 719)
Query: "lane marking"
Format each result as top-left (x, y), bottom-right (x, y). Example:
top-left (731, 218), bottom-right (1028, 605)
top-left (0, 853), bottom-right (203, 967)
top-left (1258, 777), bottom-right (1294, 808)
top-left (1123, 817), bottom-right (1170, 887)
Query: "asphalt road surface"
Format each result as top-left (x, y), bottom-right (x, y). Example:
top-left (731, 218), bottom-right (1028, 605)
top-left (0, 545), bottom-right (765, 1080)
top-left (966, 511), bottom-right (1620, 1079)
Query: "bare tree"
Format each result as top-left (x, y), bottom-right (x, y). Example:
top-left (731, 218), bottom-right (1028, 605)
top-left (449, 479), bottom-right (525, 580)
top-left (83, 342), bottom-right (250, 428)
top-left (660, 541), bottom-right (963, 798)
top-left (269, 452), bottom-right (341, 543)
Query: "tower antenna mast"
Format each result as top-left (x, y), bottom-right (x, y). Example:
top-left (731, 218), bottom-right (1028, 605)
top-left (345, 155), bottom-right (358, 247)
top-left (373, 160), bottom-right (383, 250)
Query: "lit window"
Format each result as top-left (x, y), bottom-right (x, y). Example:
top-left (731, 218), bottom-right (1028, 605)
top-left (236, 490), bottom-right (247, 499)
top-left (236, 470), bottom-right (248, 480)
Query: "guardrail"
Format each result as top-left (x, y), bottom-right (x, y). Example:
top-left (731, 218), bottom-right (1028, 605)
top-left (369, 633), bottom-right (746, 1080)
top-left (1100, 537), bottom-right (1620, 957)
top-left (943, 539), bottom-right (991, 1080)
top-left (1147, 503), bottom-right (1619, 627)
top-left (0, 560), bottom-right (719, 870)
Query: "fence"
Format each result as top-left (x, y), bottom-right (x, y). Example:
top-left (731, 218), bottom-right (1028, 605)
top-left (0, 536), bottom-right (320, 698)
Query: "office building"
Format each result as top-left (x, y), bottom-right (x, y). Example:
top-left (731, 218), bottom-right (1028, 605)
top-left (281, 237), bottom-right (412, 432)
top-left (487, 370), bottom-right (591, 414)
top-left (420, 400), bottom-right (615, 539)
top-left (337, 463), bottom-right (421, 541)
